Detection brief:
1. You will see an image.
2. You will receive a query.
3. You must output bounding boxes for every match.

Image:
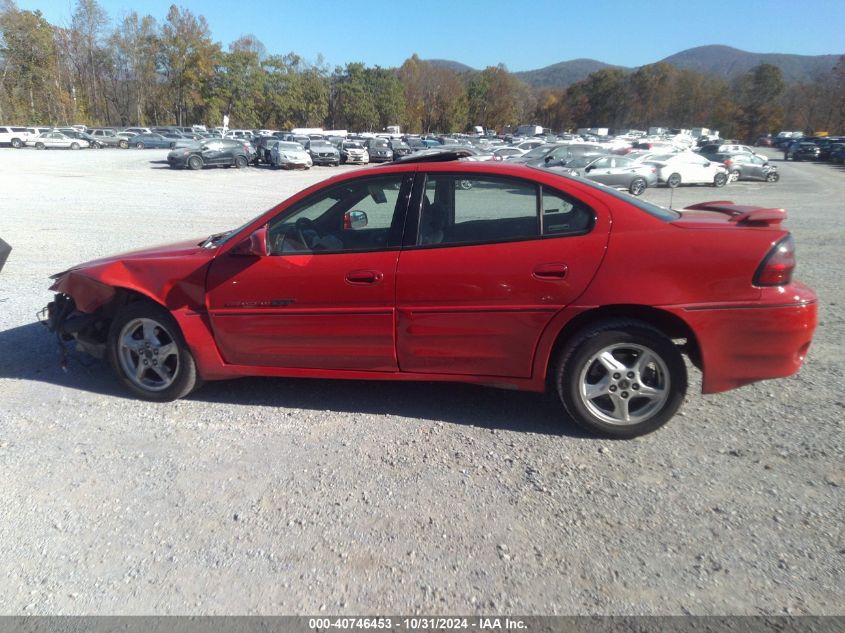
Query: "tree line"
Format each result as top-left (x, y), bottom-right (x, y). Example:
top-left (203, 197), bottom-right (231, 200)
top-left (1, 0), bottom-right (843, 140)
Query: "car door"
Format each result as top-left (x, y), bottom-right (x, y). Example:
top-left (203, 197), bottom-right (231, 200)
top-left (395, 171), bottom-right (609, 378)
top-left (584, 156), bottom-right (614, 185)
top-left (205, 173), bottom-right (413, 371)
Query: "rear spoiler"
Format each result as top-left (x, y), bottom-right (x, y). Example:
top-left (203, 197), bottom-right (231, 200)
top-left (684, 200), bottom-right (787, 227)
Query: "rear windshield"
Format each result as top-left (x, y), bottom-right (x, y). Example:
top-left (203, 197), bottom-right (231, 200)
top-left (534, 167), bottom-right (680, 221)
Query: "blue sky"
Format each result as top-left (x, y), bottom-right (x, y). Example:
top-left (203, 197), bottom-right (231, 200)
top-left (20, 0), bottom-right (845, 71)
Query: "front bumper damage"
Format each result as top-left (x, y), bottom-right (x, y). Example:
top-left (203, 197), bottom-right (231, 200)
top-left (41, 293), bottom-right (107, 360)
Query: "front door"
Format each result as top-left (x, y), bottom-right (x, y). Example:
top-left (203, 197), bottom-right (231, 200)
top-left (206, 174), bottom-right (412, 371)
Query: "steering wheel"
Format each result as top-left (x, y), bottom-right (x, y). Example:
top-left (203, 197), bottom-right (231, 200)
top-left (295, 217), bottom-right (320, 249)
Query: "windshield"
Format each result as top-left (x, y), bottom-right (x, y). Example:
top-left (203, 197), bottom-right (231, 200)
top-left (278, 142), bottom-right (303, 151)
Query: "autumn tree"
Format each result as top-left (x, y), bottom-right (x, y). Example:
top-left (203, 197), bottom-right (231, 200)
top-left (735, 63), bottom-right (785, 141)
top-left (158, 5), bottom-right (219, 126)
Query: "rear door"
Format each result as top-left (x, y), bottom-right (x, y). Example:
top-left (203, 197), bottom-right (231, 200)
top-left (395, 171), bottom-right (609, 378)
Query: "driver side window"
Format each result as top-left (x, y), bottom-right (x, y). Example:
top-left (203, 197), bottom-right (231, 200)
top-left (267, 176), bottom-right (405, 255)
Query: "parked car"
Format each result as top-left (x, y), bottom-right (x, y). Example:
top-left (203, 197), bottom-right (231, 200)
top-left (167, 138), bottom-right (255, 169)
top-left (0, 126), bottom-right (31, 148)
top-left (698, 143), bottom-right (758, 161)
top-left (389, 139), bottom-right (413, 161)
top-left (364, 137), bottom-right (393, 163)
top-left (644, 153), bottom-right (729, 188)
top-left (269, 141), bottom-right (312, 169)
top-left (44, 150), bottom-right (818, 438)
top-left (555, 155), bottom-right (658, 195)
top-left (339, 141), bottom-right (369, 165)
top-left (25, 131), bottom-right (90, 150)
top-left (516, 143), bottom-right (607, 168)
top-left (305, 140), bottom-right (340, 166)
top-left (755, 136), bottom-right (774, 147)
top-left (493, 146), bottom-right (527, 160)
top-left (817, 137), bottom-right (845, 160)
top-left (89, 128), bottom-right (128, 148)
top-left (713, 152), bottom-right (780, 182)
top-left (127, 133), bottom-right (177, 149)
top-left (121, 127), bottom-right (152, 137)
top-left (829, 143), bottom-right (845, 164)
top-left (784, 142), bottom-right (820, 161)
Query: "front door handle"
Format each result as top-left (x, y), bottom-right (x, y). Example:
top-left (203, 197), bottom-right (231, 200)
top-left (533, 263), bottom-right (568, 280)
top-left (345, 269), bottom-right (383, 285)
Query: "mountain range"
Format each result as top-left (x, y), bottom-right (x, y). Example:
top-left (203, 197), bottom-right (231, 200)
top-left (426, 45), bottom-right (841, 89)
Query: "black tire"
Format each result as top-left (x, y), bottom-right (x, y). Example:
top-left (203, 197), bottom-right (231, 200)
top-left (234, 154), bottom-right (248, 168)
top-left (35, 142), bottom-right (45, 150)
top-left (136, 142), bottom-right (145, 149)
top-left (766, 171), bottom-right (780, 182)
top-left (629, 177), bottom-right (647, 196)
top-left (107, 301), bottom-right (201, 401)
top-left (713, 172), bottom-right (728, 187)
top-left (666, 173), bottom-right (681, 188)
top-left (554, 319), bottom-right (687, 438)
top-left (11, 138), bottom-right (22, 148)
top-left (119, 140), bottom-right (129, 149)
top-left (729, 170), bottom-right (740, 183)
top-left (187, 155), bottom-right (203, 170)
top-left (70, 142), bottom-right (80, 150)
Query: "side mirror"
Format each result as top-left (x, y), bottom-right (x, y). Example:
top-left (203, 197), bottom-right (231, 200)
top-left (231, 225), bottom-right (268, 257)
top-left (344, 210), bottom-right (368, 230)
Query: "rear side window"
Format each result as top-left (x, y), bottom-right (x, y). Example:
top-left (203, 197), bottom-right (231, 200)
top-left (418, 175), bottom-right (538, 246)
top-left (417, 175), bottom-right (595, 247)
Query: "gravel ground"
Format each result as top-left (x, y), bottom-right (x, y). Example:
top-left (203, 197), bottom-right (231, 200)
top-left (0, 148), bottom-right (843, 615)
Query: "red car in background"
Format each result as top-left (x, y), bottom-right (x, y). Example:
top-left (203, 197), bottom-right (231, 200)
top-left (45, 150), bottom-right (817, 437)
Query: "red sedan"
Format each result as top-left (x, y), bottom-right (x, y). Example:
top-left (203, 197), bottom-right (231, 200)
top-left (45, 151), bottom-right (817, 437)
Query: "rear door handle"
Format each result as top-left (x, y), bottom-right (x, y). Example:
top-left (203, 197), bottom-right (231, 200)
top-left (345, 269), bottom-right (383, 285)
top-left (533, 263), bottom-right (568, 280)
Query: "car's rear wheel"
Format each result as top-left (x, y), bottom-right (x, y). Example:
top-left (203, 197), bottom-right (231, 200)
top-left (555, 320), bottom-right (687, 438)
top-left (629, 177), bottom-right (647, 196)
top-left (187, 155), bottom-right (203, 170)
top-left (766, 171), bottom-right (780, 182)
top-left (135, 142), bottom-right (145, 149)
top-left (35, 142), bottom-right (45, 150)
top-left (11, 138), bottom-right (22, 148)
top-left (108, 301), bottom-right (200, 401)
top-left (729, 170), bottom-right (740, 182)
top-left (666, 173), bottom-right (681, 188)
top-left (70, 142), bottom-right (80, 150)
top-left (234, 155), bottom-right (248, 168)
top-left (119, 140), bottom-right (128, 149)
top-left (713, 172), bottom-right (728, 187)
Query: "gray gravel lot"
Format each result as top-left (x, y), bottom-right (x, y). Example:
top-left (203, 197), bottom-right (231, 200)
top-left (0, 148), bottom-right (843, 615)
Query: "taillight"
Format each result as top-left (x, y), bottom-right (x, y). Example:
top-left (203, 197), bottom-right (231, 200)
top-left (723, 159), bottom-right (733, 166)
top-left (754, 235), bottom-right (795, 286)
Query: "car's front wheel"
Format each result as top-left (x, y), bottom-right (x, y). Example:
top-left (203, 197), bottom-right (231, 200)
top-left (107, 301), bottom-right (200, 401)
top-left (136, 142), bottom-right (145, 149)
top-left (629, 177), bottom-right (647, 196)
top-left (187, 155), bottom-right (203, 170)
top-left (729, 170), bottom-right (740, 182)
top-left (234, 155), bottom-right (248, 168)
top-left (11, 138), bottom-right (22, 148)
top-left (713, 172), bottom-right (728, 187)
top-left (666, 173), bottom-right (681, 188)
top-left (766, 171), bottom-right (780, 182)
top-left (554, 320), bottom-right (687, 438)
top-left (70, 142), bottom-right (80, 150)
top-left (35, 142), bottom-right (45, 150)
top-left (119, 140), bottom-right (129, 149)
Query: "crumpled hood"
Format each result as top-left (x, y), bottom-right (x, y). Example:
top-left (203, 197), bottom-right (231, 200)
top-left (50, 237), bottom-right (216, 313)
top-left (52, 237), bottom-right (210, 278)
